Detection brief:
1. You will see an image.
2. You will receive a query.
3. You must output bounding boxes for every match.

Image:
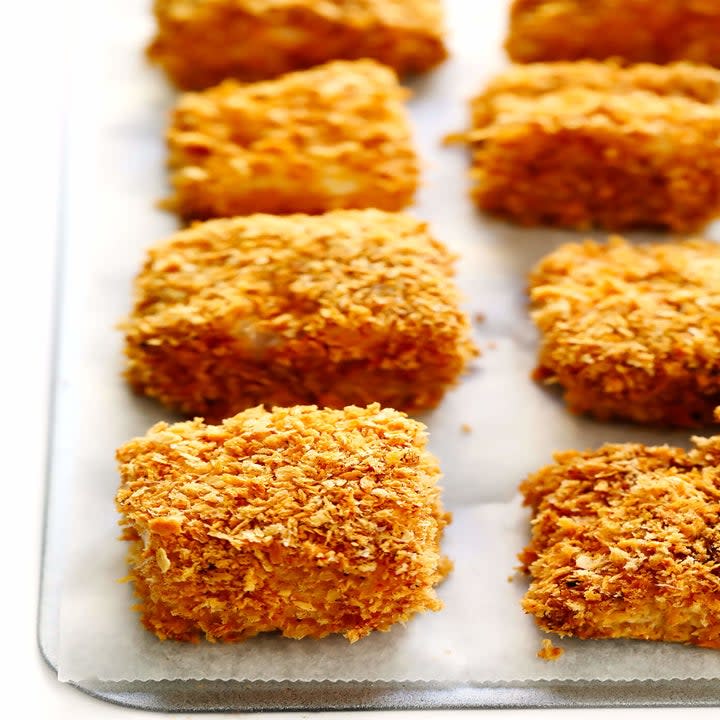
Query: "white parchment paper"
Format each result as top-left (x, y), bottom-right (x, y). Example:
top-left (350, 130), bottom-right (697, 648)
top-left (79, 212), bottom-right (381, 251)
top-left (56, 0), bottom-right (720, 683)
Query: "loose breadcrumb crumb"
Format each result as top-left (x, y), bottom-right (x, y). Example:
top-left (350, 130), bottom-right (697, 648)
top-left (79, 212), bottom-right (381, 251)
top-left (116, 403), bottom-right (451, 642)
top-left (148, 0), bottom-right (447, 90)
top-left (537, 638), bottom-right (564, 661)
top-left (165, 60), bottom-right (419, 220)
top-left (474, 312), bottom-right (486, 324)
top-left (529, 236), bottom-right (720, 427)
top-left (122, 210), bottom-right (478, 422)
top-left (454, 61), bottom-right (720, 231)
top-left (506, 0), bottom-right (720, 67)
top-left (460, 423), bottom-right (472, 434)
top-left (520, 427), bottom-right (720, 649)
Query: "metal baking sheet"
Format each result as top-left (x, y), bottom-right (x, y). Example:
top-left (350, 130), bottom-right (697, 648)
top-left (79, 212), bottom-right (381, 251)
top-left (39, 0), bottom-right (720, 709)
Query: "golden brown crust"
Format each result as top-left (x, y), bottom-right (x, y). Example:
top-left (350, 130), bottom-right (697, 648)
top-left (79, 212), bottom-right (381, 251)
top-left (115, 403), bottom-right (450, 642)
top-left (520, 433), bottom-right (720, 649)
top-left (166, 60), bottom-right (419, 219)
top-left (122, 210), bottom-right (478, 421)
top-left (506, 0), bottom-right (720, 67)
top-left (472, 61), bottom-right (720, 126)
top-left (529, 236), bottom-right (720, 427)
top-left (149, 0), bottom-right (447, 90)
top-left (456, 61), bottom-right (720, 232)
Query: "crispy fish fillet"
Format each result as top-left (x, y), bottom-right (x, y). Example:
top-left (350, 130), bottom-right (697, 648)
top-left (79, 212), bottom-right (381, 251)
top-left (116, 403), bottom-right (451, 642)
top-left (148, 0), bottom-right (447, 90)
top-left (520, 428), bottom-right (720, 649)
top-left (529, 236), bottom-right (720, 427)
top-left (165, 60), bottom-right (419, 219)
top-left (454, 61), bottom-right (720, 231)
top-left (122, 210), bottom-right (478, 422)
top-left (506, 0), bottom-right (720, 67)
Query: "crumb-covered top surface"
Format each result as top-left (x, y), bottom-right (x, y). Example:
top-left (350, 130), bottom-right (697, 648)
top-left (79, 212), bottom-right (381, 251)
top-left (468, 62), bottom-right (720, 139)
top-left (505, 0), bottom-right (720, 66)
top-left (127, 210), bottom-right (471, 362)
top-left (157, 0), bottom-right (445, 30)
top-left (115, 404), bottom-right (450, 642)
top-left (116, 403), bottom-right (447, 581)
top-left (529, 237), bottom-right (720, 377)
top-left (170, 59), bottom-right (411, 151)
top-left (476, 61), bottom-right (720, 111)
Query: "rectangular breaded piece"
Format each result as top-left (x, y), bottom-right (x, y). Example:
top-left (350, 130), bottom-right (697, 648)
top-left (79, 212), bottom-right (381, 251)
top-left (166, 60), bottom-right (419, 219)
top-left (529, 236), bottom-right (720, 427)
top-left (122, 210), bottom-right (478, 422)
top-left (457, 61), bottom-right (720, 231)
top-left (116, 404), bottom-right (451, 642)
top-left (520, 430), bottom-right (720, 649)
top-left (148, 0), bottom-right (447, 90)
top-left (506, 0), bottom-right (720, 67)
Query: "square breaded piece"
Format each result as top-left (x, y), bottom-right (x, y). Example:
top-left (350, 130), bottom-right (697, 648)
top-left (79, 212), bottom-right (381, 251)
top-left (519, 431), bottom-right (720, 649)
top-left (122, 210), bottom-right (477, 422)
top-left (529, 237), bottom-right (720, 427)
top-left (166, 60), bottom-right (419, 219)
top-left (115, 404), bottom-right (451, 642)
top-left (457, 61), bottom-right (720, 231)
top-left (148, 0), bottom-right (447, 90)
top-left (506, 0), bottom-right (720, 67)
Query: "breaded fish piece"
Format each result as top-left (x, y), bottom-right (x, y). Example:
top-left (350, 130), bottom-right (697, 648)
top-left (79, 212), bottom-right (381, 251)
top-left (116, 403), bottom-right (451, 642)
top-left (148, 0), bottom-right (447, 90)
top-left (455, 61), bottom-right (720, 232)
top-left (122, 210), bottom-right (478, 422)
top-left (506, 0), bottom-right (720, 67)
top-left (166, 60), bottom-right (419, 219)
top-left (529, 236), bottom-right (720, 427)
top-left (520, 429), bottom-right (720, 649)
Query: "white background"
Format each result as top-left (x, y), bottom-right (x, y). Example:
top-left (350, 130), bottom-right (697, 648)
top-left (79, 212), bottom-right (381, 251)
top-left (3, 0), bottom-right (720, 716)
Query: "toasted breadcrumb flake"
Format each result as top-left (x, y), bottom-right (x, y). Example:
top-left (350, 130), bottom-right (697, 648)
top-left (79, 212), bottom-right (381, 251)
top-left (122, 209), bottom-right (478, 422)
top-left (520, 432), bottom-right (720, 649)
top-left (149, 0), bottom-right (447, 90)
top-left (454, 61), bottom-right (720, 231)
top-left (166, 60), bottom-right (418, 219)
top-left (115, 403), bottom-right (451, 643)
top-left (529, 236), bottom-right (720, 427)
top-left (506, 0), bottom-right (720, 67)
top-left (537, 638), bottom-right (564, 661)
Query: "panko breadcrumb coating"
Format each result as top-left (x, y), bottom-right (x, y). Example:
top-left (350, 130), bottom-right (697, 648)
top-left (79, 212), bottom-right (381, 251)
top-left (166, 60), bottom-right (419, 220)
top-left (454, 61), bottom-right (720, 231)
top-left (520, 428), bottom-right (720, 649)
top-left (529, 236), bottom-right (720, 427)
top-left (148, 0), bottom-right (447, 90)
top-left (122, 210), bottom-right (477, 421)
top-left (116, 403), bottom-right (451, 642)
top-left (506, 0), bottom-right (720, 67)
